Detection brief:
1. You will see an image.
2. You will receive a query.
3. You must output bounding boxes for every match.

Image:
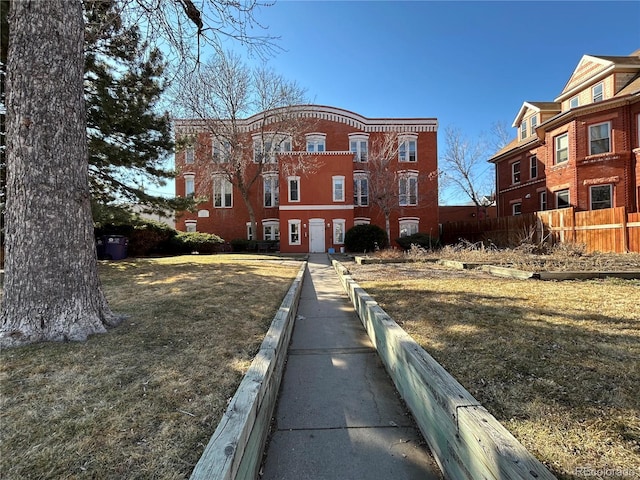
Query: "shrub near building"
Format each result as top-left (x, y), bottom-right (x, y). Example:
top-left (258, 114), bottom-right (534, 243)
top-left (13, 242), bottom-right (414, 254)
top-left (344, 224), bottom-right (388, 253)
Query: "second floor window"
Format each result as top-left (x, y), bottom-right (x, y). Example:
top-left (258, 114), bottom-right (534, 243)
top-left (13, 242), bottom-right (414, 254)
top-left (512, 161), bottom-right (521, 184)
top-left (555, 133), bottom-right (569, 164)
top-left (354, 176), bottom-right (369, 206)
top-left (333, 176), bottom-right (345, 202)
top-left (399, 174), bottom-right (418, 206)
top-left (213, 176), bottom-right (232, 208)
top-left (264, 175), bottom-right (279, 207)
top-left (589, 122), bottom-right (611, 155)
top-left (184, 176), bottom-right (195, 197)
top-left (288, 177), bottom-right (300, 202)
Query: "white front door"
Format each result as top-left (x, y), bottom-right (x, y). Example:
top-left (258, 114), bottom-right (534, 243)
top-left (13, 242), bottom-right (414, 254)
top-left (309, 219), bottom-right (325, 253)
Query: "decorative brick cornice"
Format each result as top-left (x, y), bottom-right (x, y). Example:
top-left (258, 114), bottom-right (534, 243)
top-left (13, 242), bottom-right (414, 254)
top-left (174, 105), bottom-right (438, 135)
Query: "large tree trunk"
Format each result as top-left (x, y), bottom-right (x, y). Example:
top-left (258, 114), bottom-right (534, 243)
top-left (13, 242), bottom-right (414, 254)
top-left (1, 0), bottom-right (120, 347)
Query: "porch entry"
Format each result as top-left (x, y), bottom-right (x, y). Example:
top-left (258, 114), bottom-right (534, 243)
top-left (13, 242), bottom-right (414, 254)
top-left (309, 218), bottom-right (325, 253)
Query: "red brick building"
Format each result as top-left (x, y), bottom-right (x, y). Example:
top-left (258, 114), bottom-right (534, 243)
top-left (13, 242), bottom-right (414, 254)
top-left (174, 105), bottom-right (439, 253)
top-left (489, 50), bottom-right (640, 217)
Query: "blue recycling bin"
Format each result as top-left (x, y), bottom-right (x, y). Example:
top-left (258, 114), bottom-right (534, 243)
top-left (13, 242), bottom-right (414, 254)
top-left (100, 235), bottom-right (128, 260)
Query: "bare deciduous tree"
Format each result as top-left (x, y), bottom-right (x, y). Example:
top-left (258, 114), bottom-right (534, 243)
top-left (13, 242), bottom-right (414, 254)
top-left (440, 126), bottom-right (498, 212)
top-left (363, 131), bottom-right (437, 242)
top-left (175, 51), bottom-right (311, 240)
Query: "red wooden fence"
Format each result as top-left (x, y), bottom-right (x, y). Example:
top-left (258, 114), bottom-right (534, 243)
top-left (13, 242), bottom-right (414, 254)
top-left (440, 207), bottom-right (640, 253)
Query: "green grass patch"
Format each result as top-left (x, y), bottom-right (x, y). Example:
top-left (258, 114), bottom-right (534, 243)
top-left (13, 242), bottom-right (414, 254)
top-left (1, 255), bottom-right (301, 479)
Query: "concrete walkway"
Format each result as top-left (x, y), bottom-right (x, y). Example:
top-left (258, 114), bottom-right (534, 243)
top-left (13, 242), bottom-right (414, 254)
top-left (260, 254), bottom-right (442, 480)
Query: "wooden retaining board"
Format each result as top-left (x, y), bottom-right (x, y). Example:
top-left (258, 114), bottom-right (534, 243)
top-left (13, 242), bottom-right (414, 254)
top-left (333, 259), bottom-right (556, 480)
top-left (190, 263), bottom-right (306, 480)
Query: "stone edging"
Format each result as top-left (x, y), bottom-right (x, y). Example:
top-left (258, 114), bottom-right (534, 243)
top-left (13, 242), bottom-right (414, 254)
top-left (190, 262), bottom-right (306, 480)
top-left (330, 258), bottom-right (557, 480)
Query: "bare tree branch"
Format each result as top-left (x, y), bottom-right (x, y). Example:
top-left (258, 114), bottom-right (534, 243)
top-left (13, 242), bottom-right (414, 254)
top-left (174, 51), bottom-right (312, 239)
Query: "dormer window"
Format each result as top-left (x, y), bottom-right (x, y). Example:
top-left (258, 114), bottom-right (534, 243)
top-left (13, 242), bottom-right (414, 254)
top-left (306, 133), bottom-right (326, 152)
top-left (520, 122), bottom-right (527, 140)
top-left (569, 96), bottom-right (579, 108)
top-left (592, 83), bottom-right (604, 103)
top-left (530, 116), bottom-right (537, 133)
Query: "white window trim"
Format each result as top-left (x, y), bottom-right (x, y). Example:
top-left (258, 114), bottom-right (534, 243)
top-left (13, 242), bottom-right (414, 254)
top-left (512, 202), bottom-right (522, 216)
top-left (589, 184), bottom-right (613, 210)
top-left (253, 134), bottom-right (292, 163)
top-left (539, 190), bottom-right (547, 211)
top-left (398, 218), bottom-right (419, 238)
top-left (262, 219), bottom-right (280, 241)
top-left (588, 121), bottom-right (611, 155)
top-left (520, 122), bottom-right (527, 140)
top-left (569, 96), bottom-right (579, 108)
top-left (511, 161), bottom-right (521, 184)
top-left (184, 173), bottom-right (195, 197)
top-left (592, 82), bottom-right (604, 102)
top-left (263, 174), bottom-right (279, 208)
top-left (332, 175), bottom-right (345, 202)
top-left (185, 146), bottom-right (194, 164)
top-left (213, 175), bottom-right (233, 208)
top-left (530, 115), bottom-right (538, 132)
top-left (398, 134), bottom-right (418, 163)
top-left (354, 217), bottom-right (370, 226)
top-left (306, 132), bottom-right (326, 152)
top-left (246, 222), bottom-right (254, 241)
top-left (185, 220), bottom-right (197, 232)
top-left (333, 219), bottom-right (346, 244)
top-left (398, 171), bottom-right (419, 206)
top-left (212, 139), bottom-right (231, 163)
top-left (288, 219), bottom-right (301, 246)
top-left (353, 173), bottom-right (369, 206)
top-left (555, 133), bottom-right (569, 164)
top-left (349, 133), bottom-right (369, 162)
top-left (288, 176), bottom-right (300, 203)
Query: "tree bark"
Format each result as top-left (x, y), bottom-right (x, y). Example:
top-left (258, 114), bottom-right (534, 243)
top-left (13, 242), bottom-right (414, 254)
top-left (1, 0), bottom-right (120, 347)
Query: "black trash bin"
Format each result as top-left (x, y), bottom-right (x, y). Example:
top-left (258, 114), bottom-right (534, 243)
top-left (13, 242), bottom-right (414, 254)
top-left (101, 235), bottom-right (128, 260)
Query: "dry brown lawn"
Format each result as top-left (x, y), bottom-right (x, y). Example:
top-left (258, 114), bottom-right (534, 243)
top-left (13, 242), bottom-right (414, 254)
top-left (346, 260), bottom-right (640, 480)
top-left (0, 255), bottom-right (301, 480)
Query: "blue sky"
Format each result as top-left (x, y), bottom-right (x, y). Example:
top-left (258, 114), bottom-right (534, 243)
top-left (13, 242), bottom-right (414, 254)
top-left (158, 1), bottom-right (640, 202)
